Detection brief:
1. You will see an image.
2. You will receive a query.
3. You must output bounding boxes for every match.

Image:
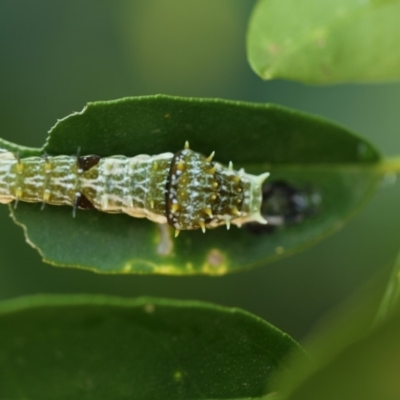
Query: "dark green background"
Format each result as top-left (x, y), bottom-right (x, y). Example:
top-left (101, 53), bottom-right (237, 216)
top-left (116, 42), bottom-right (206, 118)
top-left (0, 0), bottom-right (399, 340)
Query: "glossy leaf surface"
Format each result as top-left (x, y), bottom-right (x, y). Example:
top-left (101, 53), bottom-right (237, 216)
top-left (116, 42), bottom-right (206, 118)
top-left (0, 295), bottom-right (305, 400)
top-left (2, 96), bottom-right (382, 274)
top-left (247, 0), bottom-right (400, 84)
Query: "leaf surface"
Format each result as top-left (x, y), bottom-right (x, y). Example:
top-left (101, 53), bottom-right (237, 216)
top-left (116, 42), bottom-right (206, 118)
top-left (247, 0), bottom-right (400, 84)
top-left (0, 295), bottom-right (305, 400)
top-left (3, 95), bottom-right (382, 274)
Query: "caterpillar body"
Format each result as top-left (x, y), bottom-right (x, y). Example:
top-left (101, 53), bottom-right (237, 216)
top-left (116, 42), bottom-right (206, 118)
top-left (0, 142), bottom-right (269, 236)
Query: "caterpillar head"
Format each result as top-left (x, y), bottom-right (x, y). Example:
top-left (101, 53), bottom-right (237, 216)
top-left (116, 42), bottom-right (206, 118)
top-left (166, 145), bottom-right (269, 234)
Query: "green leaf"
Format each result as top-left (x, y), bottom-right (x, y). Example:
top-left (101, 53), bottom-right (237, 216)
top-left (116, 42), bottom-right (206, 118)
top-left (265, 264), bottom-right (392, 399)
top-left (0, 295), bottom-right (305, 400)
top-left (3, 95), bottom-right (383, 274)
top-left (0, 137), bottom-right (41, 158)
top-left (375, 244), bottom-right (400, 325)
top-left (281, 304), bottom-right (400, 400)
top-left (247, 0), bottom-right (400, 84)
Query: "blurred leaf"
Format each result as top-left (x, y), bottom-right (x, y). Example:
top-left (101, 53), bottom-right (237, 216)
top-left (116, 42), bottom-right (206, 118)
top-left (247, 0), bottom-right (400, 84)
top-left (3, 95), bottom-right (383, 274)
top-left (281, 301), bottom-right (400, 400)
top-left (0, 295), bottom-right (305, 400)
top-left (261, 259), bottom-right (394, 400)
top-left (375, 245), bottom-right (400, 325)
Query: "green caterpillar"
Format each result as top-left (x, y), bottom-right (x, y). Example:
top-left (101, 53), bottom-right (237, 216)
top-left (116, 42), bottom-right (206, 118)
top-left (0, 142), bottom-right (269, 236)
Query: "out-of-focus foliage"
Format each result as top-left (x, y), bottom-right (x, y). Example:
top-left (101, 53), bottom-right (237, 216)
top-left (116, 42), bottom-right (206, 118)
top-left (273, 262), bottom-right (400, 400)
top-left (248, 0), bottom-right (400, 84)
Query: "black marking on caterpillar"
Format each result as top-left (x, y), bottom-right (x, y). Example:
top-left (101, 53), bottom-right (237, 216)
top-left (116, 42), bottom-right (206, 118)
top-left (75, 192), bottom-right (95, 210)
top-left (0, 142), bottom-right (269, 236)
top-left (246, 180), bottom-right (322, 235)
top-left (77, 155), bottom-right (101, 172)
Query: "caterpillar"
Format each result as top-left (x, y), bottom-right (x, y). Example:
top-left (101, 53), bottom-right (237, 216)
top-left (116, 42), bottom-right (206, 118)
top-left (0, 142), bottom-right (269, 236)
